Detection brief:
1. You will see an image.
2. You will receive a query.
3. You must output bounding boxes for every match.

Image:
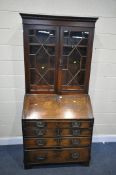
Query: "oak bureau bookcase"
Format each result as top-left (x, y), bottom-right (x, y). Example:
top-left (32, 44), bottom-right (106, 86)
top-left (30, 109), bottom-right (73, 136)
top-left (20, 13), bottom-right (98, 169)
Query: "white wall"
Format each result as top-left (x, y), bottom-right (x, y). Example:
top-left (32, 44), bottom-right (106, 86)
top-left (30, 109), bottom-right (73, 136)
top-left (0, 0), bottom-right (116, 141)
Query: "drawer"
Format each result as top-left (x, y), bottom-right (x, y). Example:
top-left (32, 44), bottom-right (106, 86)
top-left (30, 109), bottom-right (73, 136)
top-left (23, 128), bottom-right (92, 137)
top-left (25, 147), bottom-right (90, 164)
top-left (23, 120), bottom-right (93, 129)
top-left (24, 137), bottom-right (91, 148)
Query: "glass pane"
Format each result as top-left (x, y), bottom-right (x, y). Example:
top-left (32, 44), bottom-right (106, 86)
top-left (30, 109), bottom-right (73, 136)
top-left (68, 49), bottom-right (81, 74)
top-left (44, 70), bottom-right (55, 85)
top-left (77, 70), bottom-right (85, 85)
top-left (36, 47), bottom-right (49, 75)
top-left (30, 45), bottom-right (40, 54)
top-left (36, 30), bottom-right (55, 44)
top-left (78, 47), bottom-right (87, 56)
top-left (36, 30), bottom-right (49, 44)
top-left (63, 46), bottom-right (72, 55)
top-left (44, 46), bottom-right (55, 55)
top-left (28, 28), bottom-right (56, 89)
top-left (38, 79), bottom-right (48, 85)
top-left (70, 31), bottom-right (83, 45)
top-left (62, 70), bottom-right (73, 85)
top-left (79, 38), bottom-right (88, 45)
top-left (63, 31), bottom-right (89, 46)
top-left (29, 36), bottom-right (38, 43)
top-left (30, 69), bottom-right (40, 84)
top-left (62, 29), bottom-right (89, 89)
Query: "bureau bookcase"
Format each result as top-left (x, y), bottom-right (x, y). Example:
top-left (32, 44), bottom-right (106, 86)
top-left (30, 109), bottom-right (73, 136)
top-left (20, 14), bottom-right (97, 169)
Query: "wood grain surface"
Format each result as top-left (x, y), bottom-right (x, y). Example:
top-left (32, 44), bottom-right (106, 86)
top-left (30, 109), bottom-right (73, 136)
top-left (22, 94), bottom-right (93, 119)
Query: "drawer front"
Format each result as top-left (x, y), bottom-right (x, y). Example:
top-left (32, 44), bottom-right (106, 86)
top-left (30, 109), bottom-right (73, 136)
top-left (23, 128), bottom-right (92, 137)
top-left (25, 147), bottom-right (90, 164)
top-left (23, 120), bottom-right (93, 129)
top-left (24, 137), bottom-right (91, 148)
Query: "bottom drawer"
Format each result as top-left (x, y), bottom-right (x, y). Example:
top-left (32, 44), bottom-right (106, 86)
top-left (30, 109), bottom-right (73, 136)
top-left (25, 147), bottom-right (90, 164)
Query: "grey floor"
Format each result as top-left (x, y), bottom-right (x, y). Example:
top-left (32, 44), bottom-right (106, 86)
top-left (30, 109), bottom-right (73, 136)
top-left (0, 143), bottom-right (116, 175)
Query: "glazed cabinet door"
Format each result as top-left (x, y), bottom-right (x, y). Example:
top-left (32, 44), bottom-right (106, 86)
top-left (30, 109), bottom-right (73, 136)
top-left (24, 25), bottom-right (59, 93)
top-left (23, 24), bottom-right (94, 94)
top-left (58, 27), bottom-right (93, 94)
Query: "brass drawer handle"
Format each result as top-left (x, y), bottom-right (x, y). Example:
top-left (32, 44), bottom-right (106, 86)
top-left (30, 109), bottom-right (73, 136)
top-left (72, 129), bottom-right (80, 136)
top-left (72, 138), bottom-right (80, 146)
top-left (72, 121), bottom-right (81, 128)
top-left (36, 155), bottom-right (47, 161)
top-left (36, 139), bottom-right (46, 146)
top-left (36, 121), bottom-right (46, 128)
top-left (71, 152), bottom-right (80, 159)
top-left (35, 129), bottom-right (46, 136)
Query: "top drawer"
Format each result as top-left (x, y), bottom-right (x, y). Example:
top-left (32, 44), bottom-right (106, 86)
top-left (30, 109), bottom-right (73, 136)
top-left (23, 120), bottom-right (93, 129)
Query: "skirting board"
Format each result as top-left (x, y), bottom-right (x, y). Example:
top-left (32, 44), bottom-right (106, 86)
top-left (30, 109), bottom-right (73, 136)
top-left (0, 135), bottom-right (116, 145)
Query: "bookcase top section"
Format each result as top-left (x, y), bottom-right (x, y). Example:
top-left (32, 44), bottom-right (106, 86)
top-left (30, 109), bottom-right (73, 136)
top-left (20, 13), bottom-right (98, 22)
top-left (20, 13), bottom-right (98, 27)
